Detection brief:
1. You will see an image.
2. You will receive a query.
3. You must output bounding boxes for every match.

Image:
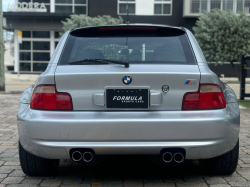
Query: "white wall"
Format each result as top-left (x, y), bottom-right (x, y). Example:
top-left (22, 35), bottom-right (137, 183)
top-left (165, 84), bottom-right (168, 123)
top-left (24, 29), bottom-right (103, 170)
top-left (136, 0), bottom-right (154, 15)
top-left (14, 30), bottom-right (19, 72)
top-left (4, 43), bottom-right (14, 66)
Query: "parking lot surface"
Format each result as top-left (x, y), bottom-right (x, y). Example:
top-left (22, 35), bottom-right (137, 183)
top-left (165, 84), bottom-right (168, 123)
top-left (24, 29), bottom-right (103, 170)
top-left (0, 94), bottom-right (250, 187)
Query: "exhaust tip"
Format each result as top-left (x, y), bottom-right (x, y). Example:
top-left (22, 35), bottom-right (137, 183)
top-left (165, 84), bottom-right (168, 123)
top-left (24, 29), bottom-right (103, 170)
top-left (174, 152), bottom-right (184, 163)
top-left (72, 151), bottom-right (82, 162)
top-left (83, 152), bottom-right (93, 162)
top-left (162, 152), bottom-right (173, 163)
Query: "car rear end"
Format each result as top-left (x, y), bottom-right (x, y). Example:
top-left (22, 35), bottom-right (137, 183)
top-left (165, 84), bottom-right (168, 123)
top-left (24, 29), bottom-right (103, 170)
top-left (18, 25), bottom-right (240, 175)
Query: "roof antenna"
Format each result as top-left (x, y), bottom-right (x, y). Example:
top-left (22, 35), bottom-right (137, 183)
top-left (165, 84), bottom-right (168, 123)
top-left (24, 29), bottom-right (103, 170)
top-left (126, 1), bottom-right (129, 24)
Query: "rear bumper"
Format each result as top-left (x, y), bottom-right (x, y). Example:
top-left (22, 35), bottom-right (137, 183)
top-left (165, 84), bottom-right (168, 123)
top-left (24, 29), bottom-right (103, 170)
top-left (17, 103), bottom-right (240, 160)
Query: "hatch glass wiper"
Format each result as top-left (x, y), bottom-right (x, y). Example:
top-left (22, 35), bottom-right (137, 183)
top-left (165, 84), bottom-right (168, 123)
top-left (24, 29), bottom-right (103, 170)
top-left (69, 59), bottom-right (130, 68)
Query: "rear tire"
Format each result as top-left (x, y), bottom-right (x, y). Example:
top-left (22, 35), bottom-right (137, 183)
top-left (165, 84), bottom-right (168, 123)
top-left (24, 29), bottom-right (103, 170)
top-left (19, 141), bottom-right (60, 176)
top-left (201, 140), bottom-right (239, 175)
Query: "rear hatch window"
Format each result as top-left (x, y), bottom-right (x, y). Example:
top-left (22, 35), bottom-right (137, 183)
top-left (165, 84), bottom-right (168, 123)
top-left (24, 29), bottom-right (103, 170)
top-left (58, 26), bottom-right (196, 65)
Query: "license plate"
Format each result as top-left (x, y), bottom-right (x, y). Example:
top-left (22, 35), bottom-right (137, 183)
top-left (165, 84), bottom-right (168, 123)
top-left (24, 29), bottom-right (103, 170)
top-left (106, 89), bottom-right (149, 109)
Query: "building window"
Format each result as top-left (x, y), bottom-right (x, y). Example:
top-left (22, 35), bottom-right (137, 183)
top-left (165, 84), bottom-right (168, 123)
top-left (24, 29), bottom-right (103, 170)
top-left (222, 0), bottom-right (234, 11)
top-left (18, 0), bottom-right (50, 12)
top-left (55, 32), bottom-right (60, 38)
top-left (33, 63), bottom-right (48, 71)
top-left (210, 0), bottom-right (221, 10)
top-left (20, 52), bottom-right (31, 61)
top-left (22, 31), bottom-right (31, 38)
top-left (154, 0), bottom-right (172, 15)
top-left (245, 0), bottom-right (250, 13)
top-left (33, 52), bottom-right (50, 61)
top-left (33, 42), bottom-right (50, 50)
top-left (32, 31), bottom-right (50, 38)
top-left (190, 0), bottom-right (250, 14)
top-left (19, 41), bottom-right (31, 50)
top-left (118, 0), bottom-right (136, 15)
top-left (54, 32), bottom-right (61, 49)
top-left (191, 0), bottom-right (208, 13)
top-left (55, 0), bottom-right (87, 14)
top-left (237, 0), bottom-right (250, 13)
top-left (19, 31), bottom-right (51, 72)
top-left (55, 42), bottom-right (59, 49)
top-left (20, 63), bottom-right (31, 71)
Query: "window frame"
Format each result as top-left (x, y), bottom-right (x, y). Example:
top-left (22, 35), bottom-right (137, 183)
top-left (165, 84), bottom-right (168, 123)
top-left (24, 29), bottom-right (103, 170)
top-left (55, 0), bottom-right (88, 14)
top-left (19, 31), bottom-right (51, 73)
top-left (154, 0), bottom-right (173, 16)
top-left (237, 0), bottom-right (250, 14)
top-left (190, 0), bottom-right (250, 15)
top-left (117, 0), bottom-right (136, 15)
top-left (190, 0), bottom-right (209, 14)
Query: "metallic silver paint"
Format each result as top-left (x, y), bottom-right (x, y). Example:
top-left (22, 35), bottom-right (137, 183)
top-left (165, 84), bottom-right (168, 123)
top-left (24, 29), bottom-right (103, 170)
top-left (93, 91), bottom-right (105, 107)
top-left (18, 103), bottom-right (239, 159)
top-left (54, 65), bottom-right (200, 111)
top-left (150, 90), bottom-right (162, 107)
top-left (35, 31), bottom-right (70, 86)
top-left (17, 25), bottom-right (240, 161)
top-left (185, 29), bottom-right (207, 65)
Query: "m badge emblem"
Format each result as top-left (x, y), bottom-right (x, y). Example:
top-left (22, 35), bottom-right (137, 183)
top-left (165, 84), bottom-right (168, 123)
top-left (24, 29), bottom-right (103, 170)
top-left (185, 79), bottom-right (196, 85)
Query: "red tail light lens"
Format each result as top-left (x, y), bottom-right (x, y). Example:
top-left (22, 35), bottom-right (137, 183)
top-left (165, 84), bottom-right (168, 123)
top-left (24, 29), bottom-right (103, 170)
top-left (30, 85), bottom-right (73, 111)
top-left (182, 84), bottom-right (226, 110)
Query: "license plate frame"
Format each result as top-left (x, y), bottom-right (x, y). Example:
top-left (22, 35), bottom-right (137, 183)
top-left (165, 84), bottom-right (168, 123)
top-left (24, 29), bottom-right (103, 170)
top-left (105, 87), bottom-right (150, 110)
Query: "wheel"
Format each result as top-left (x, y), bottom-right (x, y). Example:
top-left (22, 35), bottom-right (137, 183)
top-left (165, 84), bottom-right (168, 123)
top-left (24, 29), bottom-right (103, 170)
top-left (19, 141), bottom-right (60, 176)
top-left (201, 140), bottom-right (239, 175)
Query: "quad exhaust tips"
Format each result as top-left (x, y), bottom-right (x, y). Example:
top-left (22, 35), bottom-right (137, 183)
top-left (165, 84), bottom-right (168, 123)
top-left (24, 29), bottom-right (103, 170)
top-left (72, 151), bottom-right (82, 162)
top-left (161, 149), bottom-right (185, 164)
top-left (162, 152), bottom-right (173, 163)
top-left (82, 152), bottom-right (93, 162)
top-left (174, 152), bottom-right (184, 163)
top-left (71, 151), bottom-right (94, 162)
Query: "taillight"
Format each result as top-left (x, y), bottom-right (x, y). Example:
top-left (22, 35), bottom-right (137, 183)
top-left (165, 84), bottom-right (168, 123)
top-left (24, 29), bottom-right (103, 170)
top-left (182, 84), bottom-right (226, 110)
top-left (30, 85), bottom-right (73, 111)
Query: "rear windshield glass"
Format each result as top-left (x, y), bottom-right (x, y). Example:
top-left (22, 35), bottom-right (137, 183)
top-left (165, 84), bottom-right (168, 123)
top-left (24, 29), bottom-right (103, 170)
top-left (59, 28), bottom-right (196, 65)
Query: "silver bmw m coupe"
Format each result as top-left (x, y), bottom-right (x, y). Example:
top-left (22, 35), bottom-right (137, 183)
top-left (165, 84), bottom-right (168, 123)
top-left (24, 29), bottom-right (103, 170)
top-left (18, 24), bottom-right (240, 176)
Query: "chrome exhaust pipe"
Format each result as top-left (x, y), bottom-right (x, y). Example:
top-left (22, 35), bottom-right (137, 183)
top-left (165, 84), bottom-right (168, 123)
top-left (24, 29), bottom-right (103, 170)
top-left (72, 151), bottom-right (82, 162)
top-left (162, 152), bottom-right (173, 163)
top-left (82, 152), bottom-right (93, 162)
top-left (174, 152), bottom-right (184, 163)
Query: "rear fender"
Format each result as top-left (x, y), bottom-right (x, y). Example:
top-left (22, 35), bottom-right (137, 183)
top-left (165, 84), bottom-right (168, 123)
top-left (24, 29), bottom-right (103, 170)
top-left (199, 65), bottom-right (238, 104)
top-left (18, 85), bottom-right (34, 120)
top-left (19, 85), bottom-right (34, 104)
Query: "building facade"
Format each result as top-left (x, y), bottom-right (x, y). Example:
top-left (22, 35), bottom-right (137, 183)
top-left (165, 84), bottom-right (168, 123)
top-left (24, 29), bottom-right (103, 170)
top-left (3, 0), bottom-right (250, 76)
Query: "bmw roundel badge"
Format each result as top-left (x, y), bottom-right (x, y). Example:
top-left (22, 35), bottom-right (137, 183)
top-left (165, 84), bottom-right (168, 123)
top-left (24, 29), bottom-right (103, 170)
top-left (123, 76), bottom-right (132, 85)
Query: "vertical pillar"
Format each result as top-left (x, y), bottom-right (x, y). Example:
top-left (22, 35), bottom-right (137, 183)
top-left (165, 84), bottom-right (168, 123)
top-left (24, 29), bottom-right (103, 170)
top-left (240, 55), bottom-right (246, 100)
top-left (0, 0), bottom-right (5, 91)
top-left (208, 0), bottom-right (211, 11)
top-left (51, 0), bottom-right (55, 13)
top-left (14, 29), bottom-right (19, 73)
